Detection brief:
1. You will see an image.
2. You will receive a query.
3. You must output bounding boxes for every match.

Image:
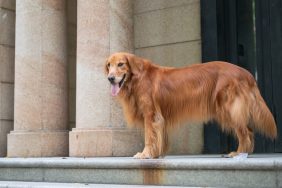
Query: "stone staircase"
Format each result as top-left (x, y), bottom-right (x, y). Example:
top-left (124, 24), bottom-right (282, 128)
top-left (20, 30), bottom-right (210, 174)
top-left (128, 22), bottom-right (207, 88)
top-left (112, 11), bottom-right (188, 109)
top-left (0, 154), bottom-right (281, 188)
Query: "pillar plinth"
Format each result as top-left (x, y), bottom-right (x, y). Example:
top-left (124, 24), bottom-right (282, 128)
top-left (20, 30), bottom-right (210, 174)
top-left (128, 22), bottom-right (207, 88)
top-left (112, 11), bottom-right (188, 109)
top-left (69, 0), bottom-right (143, 157)
top-left (7, 0), bottom-right (68, 157)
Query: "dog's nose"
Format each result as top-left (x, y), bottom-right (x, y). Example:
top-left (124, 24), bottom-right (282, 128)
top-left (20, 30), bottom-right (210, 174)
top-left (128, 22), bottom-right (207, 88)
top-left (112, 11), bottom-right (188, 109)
top-left (108, 76), bottom-right (115, 84)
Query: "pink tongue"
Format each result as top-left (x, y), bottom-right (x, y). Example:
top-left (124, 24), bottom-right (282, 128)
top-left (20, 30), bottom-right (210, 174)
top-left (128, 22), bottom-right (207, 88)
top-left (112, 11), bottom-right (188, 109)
top-left (111, 84), bottom-right (120, 96)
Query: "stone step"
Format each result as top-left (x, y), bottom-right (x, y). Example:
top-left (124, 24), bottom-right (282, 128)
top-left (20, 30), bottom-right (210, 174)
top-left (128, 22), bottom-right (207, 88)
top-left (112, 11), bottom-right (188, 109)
top-left (0, 181), bottom-right (198, 188)
top-left (0, 154), bottom-right (281, 188)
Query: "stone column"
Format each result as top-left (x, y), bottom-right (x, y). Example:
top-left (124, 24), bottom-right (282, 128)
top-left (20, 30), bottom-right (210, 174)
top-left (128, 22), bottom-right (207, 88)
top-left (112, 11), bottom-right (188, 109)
top-left (0, 0), bottom-right (15, 157)
top-left (7, 0), bottom-right (68, 157)
top-left (69, 0), bottom-right (143, 157)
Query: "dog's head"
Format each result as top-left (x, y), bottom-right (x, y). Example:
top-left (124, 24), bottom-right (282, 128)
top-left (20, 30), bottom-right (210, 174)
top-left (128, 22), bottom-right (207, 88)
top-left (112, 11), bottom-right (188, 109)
top-left (105, 52), bottom-right (143, 96)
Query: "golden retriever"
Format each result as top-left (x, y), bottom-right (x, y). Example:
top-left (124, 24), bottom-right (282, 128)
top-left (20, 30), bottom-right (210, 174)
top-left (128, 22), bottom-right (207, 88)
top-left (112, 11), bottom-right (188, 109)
top-left (105, 52), bottom-right (277, 159)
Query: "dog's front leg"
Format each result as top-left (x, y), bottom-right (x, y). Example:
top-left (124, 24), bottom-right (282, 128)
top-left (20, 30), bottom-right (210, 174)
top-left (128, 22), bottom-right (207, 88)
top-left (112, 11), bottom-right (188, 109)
top-left (134, 113), bottom-right (166, 159)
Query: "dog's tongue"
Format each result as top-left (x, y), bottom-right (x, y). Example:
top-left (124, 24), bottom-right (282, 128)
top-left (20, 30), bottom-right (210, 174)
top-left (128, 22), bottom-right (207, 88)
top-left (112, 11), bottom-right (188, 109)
top-left (111, 84), bottom-right (120, 96)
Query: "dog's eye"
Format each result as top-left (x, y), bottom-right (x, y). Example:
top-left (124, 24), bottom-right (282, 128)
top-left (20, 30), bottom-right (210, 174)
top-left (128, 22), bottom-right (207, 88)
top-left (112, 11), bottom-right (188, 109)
top-left (107, 63), bottom-right (110, 68)
top-left (118, 63), bottom-right (124, 67)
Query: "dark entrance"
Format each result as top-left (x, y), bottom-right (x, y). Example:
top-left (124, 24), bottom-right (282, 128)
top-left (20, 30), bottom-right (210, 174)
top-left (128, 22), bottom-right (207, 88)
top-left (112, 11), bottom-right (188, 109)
top-left (201, 0), bottom-right (282, 153)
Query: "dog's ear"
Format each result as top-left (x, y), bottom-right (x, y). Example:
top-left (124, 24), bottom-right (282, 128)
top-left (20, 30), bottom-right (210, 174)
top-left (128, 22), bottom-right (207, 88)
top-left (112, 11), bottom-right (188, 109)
top-left (104, 58), bottom-right (109, 75)
top-left (125, 54), bottom-right (143, 75)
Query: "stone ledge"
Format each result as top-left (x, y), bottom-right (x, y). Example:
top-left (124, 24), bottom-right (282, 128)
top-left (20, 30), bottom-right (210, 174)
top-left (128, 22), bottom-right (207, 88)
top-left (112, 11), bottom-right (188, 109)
top-left (0, 154), bottom-right (281, 187)
top-left (0, 181), bottom-right (194, 188)
top-left (1, 154), bottom-right (282, 170)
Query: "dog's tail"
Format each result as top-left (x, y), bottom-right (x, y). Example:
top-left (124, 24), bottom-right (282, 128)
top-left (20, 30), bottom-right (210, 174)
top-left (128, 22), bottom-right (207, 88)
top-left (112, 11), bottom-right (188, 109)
top-left (250, 86), bottom-right (277, 139)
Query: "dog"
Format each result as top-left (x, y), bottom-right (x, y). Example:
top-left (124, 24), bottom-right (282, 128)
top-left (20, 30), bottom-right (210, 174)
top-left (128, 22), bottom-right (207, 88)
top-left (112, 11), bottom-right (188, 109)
top-left (105, 52), bottom-right (277, 159)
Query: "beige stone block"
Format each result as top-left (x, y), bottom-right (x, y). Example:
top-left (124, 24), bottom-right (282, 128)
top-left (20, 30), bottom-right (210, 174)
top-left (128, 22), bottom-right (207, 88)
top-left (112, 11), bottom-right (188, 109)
top-left (41, 10), bottom-right (67, 64)
top-left (41, 85), bottom-right (68, 130)
top-left (0, 9), bottom-right (15, 46)
top-left (69, 88), bottom-right (76, 123)
top-left (40, 131), bottom-right (69, 156)
top-left (67, 0), bottom-right (77, 24)
top-left (42, 56), bottom-right (67, 88)
top-left (42, 0), bottom-right (66, 11)
top-left (14, 58), bottom-right (42, 130)
top-left (0, 45), bottom-right (14, 82)
top-left (110, 0), bottom-right (134, 53)
top-left (135, 40), bottom-right (202, 67)
top-left (0, 0), bottom-right (15, 10)
top-left (134, 2), bottom-right (201, 48)
top-left (69, 128), bottom-right (143, 157)
top-left (0, 120), bottom-right (13, 157)
top-left (76, 67), bottom-right (111, 128)
top-left (110, 98), bottom-right (126, 128)
top-left (112, 129), bottom-right (144, 156)
top-left (69, 129), bottom-right (113, 157)
top-left (134, 0), bottom-right (199, 14)
top-left (0, 83), bottom-right (14, 120)
top-left (168, 123), bottom-right (203, 154)
top-left (76, 0), bottom-right (111, 128)
top-left (7, 130), bottom-right (69, 157)
top-left (77, 0), bottom-right (109, 49)
top-left (15, 1), bottom-right (42, 59)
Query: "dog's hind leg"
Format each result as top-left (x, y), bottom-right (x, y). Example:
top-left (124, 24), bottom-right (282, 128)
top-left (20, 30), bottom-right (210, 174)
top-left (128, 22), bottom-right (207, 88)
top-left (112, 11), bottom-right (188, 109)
top-left (228, 127), bottom-right (254, 157)
top-left (226, 97), bottom-right (254, 157)
top-left (133, 112), bottom-right (167, 159)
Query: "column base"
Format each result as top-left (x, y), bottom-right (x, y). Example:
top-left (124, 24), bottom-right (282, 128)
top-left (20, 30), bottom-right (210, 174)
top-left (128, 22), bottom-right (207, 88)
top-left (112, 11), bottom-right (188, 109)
top-left (7, 130), bottom-right (69, 157)
top-left (0, 120), bottom-right (13, 157)
top-left (69, 128), bottom-right (144, 157)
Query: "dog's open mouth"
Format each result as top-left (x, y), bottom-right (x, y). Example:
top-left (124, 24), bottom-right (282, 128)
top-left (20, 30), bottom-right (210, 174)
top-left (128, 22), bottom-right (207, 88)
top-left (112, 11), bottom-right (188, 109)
top-left (111, 74), bottom-right (126, 96)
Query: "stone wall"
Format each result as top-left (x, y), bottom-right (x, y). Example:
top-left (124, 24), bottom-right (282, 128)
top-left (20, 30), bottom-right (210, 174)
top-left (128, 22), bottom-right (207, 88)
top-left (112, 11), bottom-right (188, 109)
top-left (0, 0), bottom-right (15, 157)
top-left (134, 0), bottom-right (203, 154)
top-left (0, 0), bottom-right (204, 157)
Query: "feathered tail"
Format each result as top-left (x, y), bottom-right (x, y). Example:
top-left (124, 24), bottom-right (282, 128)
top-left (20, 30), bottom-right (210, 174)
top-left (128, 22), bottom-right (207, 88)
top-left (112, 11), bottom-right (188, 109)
top-left (251, 86), bottom-right (277, 139)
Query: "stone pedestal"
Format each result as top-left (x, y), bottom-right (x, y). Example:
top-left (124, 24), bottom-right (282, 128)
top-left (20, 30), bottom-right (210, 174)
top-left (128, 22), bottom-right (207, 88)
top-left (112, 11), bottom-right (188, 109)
top-left (7, 0), bottom-right (68, 157)
top-left (69, 0), bottom-right (143, 157)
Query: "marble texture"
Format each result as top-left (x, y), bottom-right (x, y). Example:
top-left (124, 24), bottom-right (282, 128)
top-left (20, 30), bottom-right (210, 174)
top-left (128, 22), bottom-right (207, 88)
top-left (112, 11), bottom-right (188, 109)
top-left (8, 131), bottom-right (68, 157)
top-left (76, 0), bottom-right (111, 128)
top-left (7, 0), bottom-right (68, 157)
top-left (134, 1), bottom-right (200, 48)
top-left (135, 40), bottom-right (201, 67)
top-left (0, 155), bottom-right (281, 187)
top-left (70, 128), bottom-right (143, 157)
top-left (70, 0), bottom-right (143, 157)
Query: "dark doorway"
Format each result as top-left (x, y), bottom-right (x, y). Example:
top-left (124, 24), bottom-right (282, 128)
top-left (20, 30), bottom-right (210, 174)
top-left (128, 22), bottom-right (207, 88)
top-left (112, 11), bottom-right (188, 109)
top-left (201, 0), bottom-right (282, 153)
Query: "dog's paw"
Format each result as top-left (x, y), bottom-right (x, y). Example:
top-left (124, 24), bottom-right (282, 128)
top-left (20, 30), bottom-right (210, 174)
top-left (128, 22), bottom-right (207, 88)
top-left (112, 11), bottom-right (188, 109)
top-left (227, 151), bottom-right (239, 158)
top-left (133, 152), bottom-right (152, 159)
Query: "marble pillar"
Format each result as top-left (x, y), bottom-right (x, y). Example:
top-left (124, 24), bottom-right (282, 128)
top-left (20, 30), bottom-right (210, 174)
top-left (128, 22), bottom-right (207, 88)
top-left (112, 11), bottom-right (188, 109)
top-left (0, 0), bottom-right (15, 157)
top-left (7, 0), bottom-right (68, 157)
top-left (69, 0), bottom-right (143, 157)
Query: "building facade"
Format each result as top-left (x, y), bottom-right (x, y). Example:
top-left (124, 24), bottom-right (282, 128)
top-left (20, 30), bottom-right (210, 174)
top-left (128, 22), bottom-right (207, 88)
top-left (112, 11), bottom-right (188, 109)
top-left (0, 0), bottom-right (203, 157)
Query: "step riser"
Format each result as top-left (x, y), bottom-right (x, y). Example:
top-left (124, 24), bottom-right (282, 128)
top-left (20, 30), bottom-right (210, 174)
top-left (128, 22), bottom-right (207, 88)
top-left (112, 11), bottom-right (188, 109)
top-left (0, 167), bottom-right (280, 187)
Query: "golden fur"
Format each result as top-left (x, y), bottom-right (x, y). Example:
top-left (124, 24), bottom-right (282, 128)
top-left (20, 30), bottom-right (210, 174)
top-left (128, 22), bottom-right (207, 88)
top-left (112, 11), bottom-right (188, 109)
top-left (105, 52), bottom-right (277, 158)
